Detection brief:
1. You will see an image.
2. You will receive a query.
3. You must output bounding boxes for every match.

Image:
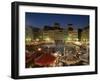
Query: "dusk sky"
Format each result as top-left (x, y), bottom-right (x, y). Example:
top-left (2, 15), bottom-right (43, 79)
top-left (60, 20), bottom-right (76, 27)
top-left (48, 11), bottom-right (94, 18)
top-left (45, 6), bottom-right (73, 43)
top-left (25, 12), bottom-right (89, 29)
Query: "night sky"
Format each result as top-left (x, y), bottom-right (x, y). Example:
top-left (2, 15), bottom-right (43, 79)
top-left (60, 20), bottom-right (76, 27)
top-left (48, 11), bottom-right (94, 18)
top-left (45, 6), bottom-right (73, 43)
top-left (25, 12), bottom-right (89, 29)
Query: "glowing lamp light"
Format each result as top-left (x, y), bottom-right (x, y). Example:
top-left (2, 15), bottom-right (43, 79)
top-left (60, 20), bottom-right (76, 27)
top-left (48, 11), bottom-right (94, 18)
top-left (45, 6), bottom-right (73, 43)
top-left (53, 53), bottom-right (58, 57)
top-left (76, 38), bottom-right (79, 41)
top-left (26, 38), bottom-right (31, 41)
top-left (38, 48), bottom-right (42, 51)
top-left (45, 37), bottom-right (50, 41)
top-left (36, 38), bottom-right (39, 42)
top-left (67, 37), bottom-right (71, 41)
top-left (74, 41), bottom-right (82, 45)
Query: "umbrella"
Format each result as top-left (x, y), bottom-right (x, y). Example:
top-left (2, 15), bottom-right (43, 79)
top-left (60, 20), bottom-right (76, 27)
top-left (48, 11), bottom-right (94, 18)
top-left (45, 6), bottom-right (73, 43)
top-left (35, 53), bottom-right (56, 66)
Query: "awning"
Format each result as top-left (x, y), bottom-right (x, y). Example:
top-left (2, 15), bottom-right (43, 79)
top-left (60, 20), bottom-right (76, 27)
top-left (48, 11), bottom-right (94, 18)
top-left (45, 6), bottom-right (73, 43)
top-left (35, 53), bottom-right (56, 66)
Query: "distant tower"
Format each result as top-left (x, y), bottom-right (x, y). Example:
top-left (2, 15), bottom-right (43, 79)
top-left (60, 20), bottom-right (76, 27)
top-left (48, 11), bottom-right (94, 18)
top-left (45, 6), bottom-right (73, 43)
top-left (78, 29), bottom-right (82, 41)
top-left (53, 22), bottom-right (60, 29)
top-left (67, 24), bottom-right (73, 31)
top-left (67, 24), bottom-right (78, 41)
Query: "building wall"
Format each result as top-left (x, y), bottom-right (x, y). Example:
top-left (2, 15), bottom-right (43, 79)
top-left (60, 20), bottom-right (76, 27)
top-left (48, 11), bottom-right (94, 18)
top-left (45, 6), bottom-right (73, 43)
top-left (81, 27), bottom-right (89, 43)
top-left (43, 30), bottom-right (65, 43)
top-left (25, 25), bottom-right (89, 44)
top-left (67, 29), bottom-right (78, 42)
top-left (25, 26), bottom-right (34, 43)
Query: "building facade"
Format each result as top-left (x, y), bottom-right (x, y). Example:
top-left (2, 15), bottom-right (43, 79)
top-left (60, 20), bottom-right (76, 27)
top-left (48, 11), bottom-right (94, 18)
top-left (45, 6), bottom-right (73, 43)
top-left (25, 24), bottom-right (89, 45)
top-left (67, 27), bottom-right (78, 42)
top-left (81, 26), bottom-right (89, 43)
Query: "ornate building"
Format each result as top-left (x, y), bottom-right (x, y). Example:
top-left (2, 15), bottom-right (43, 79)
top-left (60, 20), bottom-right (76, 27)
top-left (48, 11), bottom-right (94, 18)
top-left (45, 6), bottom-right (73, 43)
top-left (25, 23), bottom-right (83, 44)
top-left (25, 26), bottom-right (42, 44)
top-left (25, 26), bottom-right (34, 44)
top-left (81, 26), bottom-right (89, 43)
top-left (42, 23), bottom-right (67, 44)
top-left (66, 24), bottom-right (78, 42)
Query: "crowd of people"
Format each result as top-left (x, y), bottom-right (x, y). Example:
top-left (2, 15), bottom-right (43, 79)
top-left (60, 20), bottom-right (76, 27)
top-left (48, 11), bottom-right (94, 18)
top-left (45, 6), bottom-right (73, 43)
top-left (25, 42), bottom-right (89, 68)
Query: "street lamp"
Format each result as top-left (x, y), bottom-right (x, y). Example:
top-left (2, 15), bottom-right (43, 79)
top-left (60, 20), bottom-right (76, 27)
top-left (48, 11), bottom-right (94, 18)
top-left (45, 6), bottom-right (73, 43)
top-left (37, 48), bottom-right (42, 51)
top-left (36, 38), bottom-right (39, 42)
top-left (26, 38), bottom-right (31, 42)
top-left (45, 37), bottom-right (50, 41)
top-left (74, 41), bottom-right (82, 46)
top-left (67, 37), bottom-right (71, 42)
